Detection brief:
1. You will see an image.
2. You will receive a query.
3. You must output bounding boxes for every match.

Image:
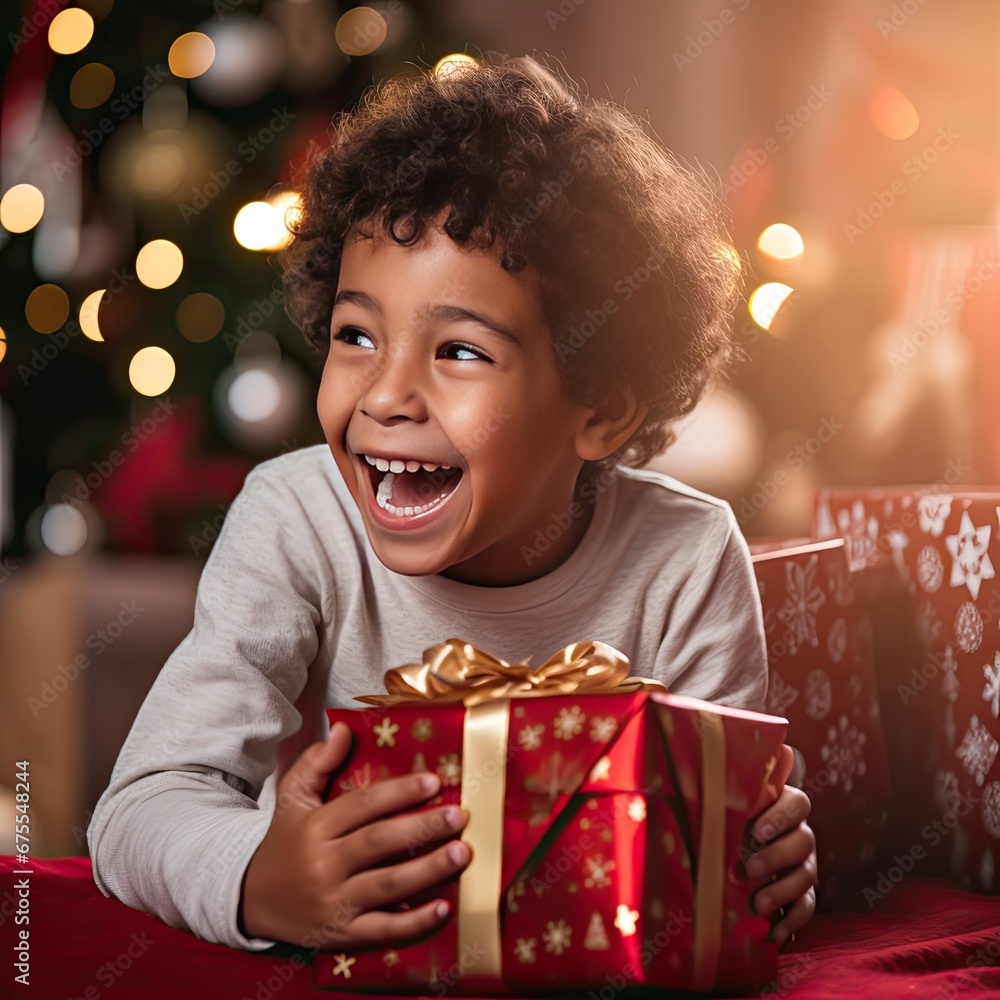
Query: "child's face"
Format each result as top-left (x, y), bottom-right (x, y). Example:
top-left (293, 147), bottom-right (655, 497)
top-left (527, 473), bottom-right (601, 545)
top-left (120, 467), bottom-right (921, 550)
top-left (317, 218), bottom-right (599, 585)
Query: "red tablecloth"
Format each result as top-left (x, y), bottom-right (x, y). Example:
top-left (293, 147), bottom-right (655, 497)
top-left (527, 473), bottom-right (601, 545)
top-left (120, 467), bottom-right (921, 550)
top-left (2, 856), bottom-right (999, 998)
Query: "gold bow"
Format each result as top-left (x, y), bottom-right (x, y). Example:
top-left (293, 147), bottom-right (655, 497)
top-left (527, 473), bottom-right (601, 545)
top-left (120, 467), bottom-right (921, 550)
top-left (356, 637), bottom-right (663, 707)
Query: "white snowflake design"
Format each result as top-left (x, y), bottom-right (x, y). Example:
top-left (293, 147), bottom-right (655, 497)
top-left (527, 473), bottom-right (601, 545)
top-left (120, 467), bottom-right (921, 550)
top-left (956, 716), bottom-right (999, 787)
top-left (916, 601), bottom-right (943, 648)
top-left (941, 645), bottom-right (960, 704)
top-left (955, 602), bottom-right (984, 654)
top-left (553, 705), bottom-right (585, 741)
top-left (543, 920), bottom-right (572, 955)
top-left (437, 753), bottom-right (461, 786)
top-left (916, 545), bottom-right (944, 593)
top-left (803, 668), bottom-right (833, 721)
top-left (983, 652), bottom-right (1000, 719)
top-left (827, 560), bottom-right (855, 606)
top-left (589, 716), bottom-right (617, 743)
top-left (982, 781), bottom-right (1000, 839)
top-left (918, 495), bottom-right (953, 537)
top-left (766, 672), bottom-right (800, 715)
top-left (518, 724), bottom-right (545, 752)
top-left (886, 528), bottom-right (910, 582)
top-left (827, 617), bottom-right (848, 663)
top-left (513, 937), bottom-right (537, 964)
top-left (838, 501), bottom-right (880, 572)
top-left (777, 555), bottom-right (826, 655)
top-left (945, 511), bottom-right (996, 601)
top-left (583, 853), bottom-right (616, 889)
top-left (819, 715), bottom-right (867, 793)
top-left (934, 769), bottom-right (961, 816)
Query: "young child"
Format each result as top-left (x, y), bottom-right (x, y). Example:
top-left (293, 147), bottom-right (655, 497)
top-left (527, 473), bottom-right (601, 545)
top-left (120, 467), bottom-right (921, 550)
top-left (89, 54), bottom-right (816, 959)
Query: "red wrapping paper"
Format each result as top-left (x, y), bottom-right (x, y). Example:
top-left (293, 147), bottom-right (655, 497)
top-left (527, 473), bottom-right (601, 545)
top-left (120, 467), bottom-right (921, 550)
top-left (749, 538), bottom-right (891, 906)
top-left (815, 488), bottom-right (1000, 891)
top-left (314, 689), bottom-right (790, 994)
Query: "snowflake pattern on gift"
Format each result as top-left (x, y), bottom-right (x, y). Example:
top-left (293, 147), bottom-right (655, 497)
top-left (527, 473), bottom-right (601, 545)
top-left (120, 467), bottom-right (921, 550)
top-left (589, 716), bottom-right (617, 743)
top-left (935, 769), bottom-right (961, 816)
top-left (339, 762), bottom-right (374, 792)
top-left (518, 724), bottom-right (545, 752)
top-left (918, 495), bottom-right (953, 537)
top-left (513, 937), bottom-right (537, 964)
top-left (956, 716), bottom-right (999, 787)
top-left (804, 668), bottom-right (833, 721)
top-left (437, 753), bottom-right (461, 786)
top-left (886, 529), bottom-right (910, 582)
top-left (819, 715), bottom-right (867, 793)
top-left (543, 920), bottom-right (572, 955)
top-left (838, 502), bottom-right (880, 572)
top-left (982, 782), bottom-right (1000, 839)
top-left (554, 705), bottom-right (585, 740)
top-left (766, 672), bottom-right (800, 715)
top-left (983, 652), bottom-right (1000, 719)
top-left (827, 618), bottom-right (848, 663)
top-left (955, 602), bottom-right (984, 654)
top-left (917, 601), bottom-right (943, 648)
top-left (526, 752), bottom-right (585, 823)
top-left (373, 717), bottom-right (399, 748)
top-left (412, 718), bottom-right (434, 743)
top-left (777, 555), bottom-right (826, 654)
top-left (917, 545), bottom-right (945, 593)
top-left (827, 560), bottom-right (855, 606)
top-left (945, 511), bottom-right (996, 601)
top-left (583, 853), bottom-right (616, 889)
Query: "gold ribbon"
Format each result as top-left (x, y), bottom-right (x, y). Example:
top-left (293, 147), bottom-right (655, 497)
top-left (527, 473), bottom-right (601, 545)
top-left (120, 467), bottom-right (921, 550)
top-left (355, 641), bottom-right (736, 990)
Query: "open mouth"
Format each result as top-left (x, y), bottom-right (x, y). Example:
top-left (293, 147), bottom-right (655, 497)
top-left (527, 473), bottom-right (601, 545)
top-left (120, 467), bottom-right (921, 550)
top-left (361, 453), bottom-right (464, 518)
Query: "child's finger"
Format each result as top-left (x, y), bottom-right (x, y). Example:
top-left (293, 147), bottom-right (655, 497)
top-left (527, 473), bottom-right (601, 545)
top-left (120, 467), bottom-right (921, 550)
top-left (744, 825), bottom-right (816, 882)
top-left (750, 786), bottom-right (811, 846)
top-left (278, 722), bottom-right (354, 807)
top-left (341, 838), bottom-right (471, 915)
top-left (769, 886), bottom-right (817, 948)
top-left (332, 896), bottom-right (453, 948)
top-left (336, 804), bottom-right (468, 872)
top-left (750, 852), bottom-right (818, 917)
top-left (314, 771), bottom-right (443, 839)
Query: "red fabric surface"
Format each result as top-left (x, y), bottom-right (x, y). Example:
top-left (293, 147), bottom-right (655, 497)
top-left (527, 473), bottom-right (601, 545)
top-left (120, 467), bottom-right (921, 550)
top-left (2, 855), bottom-right (999, 998)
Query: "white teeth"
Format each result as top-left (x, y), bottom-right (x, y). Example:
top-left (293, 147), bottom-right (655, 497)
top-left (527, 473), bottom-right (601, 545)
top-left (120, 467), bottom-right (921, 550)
top-left (376, 472), bottom-right (395, 508)
top-left (405, 460), bottom-right (421, 473)
top-left (388, 459), bottom-right (405, 474)
top-left (362, 454), bottom-right (459, 475)
top-left (363, 455), bottom-right (376, 467)
top-left (421, 462), bottom-right (439, 472)
top-left (375, 457), bottom-right (389, 472)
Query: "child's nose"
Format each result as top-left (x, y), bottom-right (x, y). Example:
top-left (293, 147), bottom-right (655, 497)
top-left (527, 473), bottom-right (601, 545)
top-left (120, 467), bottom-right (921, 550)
top-left (358, 341), bottom-right (426, 423)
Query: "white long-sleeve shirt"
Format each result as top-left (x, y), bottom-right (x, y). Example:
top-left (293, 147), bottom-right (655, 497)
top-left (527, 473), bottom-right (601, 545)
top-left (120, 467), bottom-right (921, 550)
top-left (88, 445), bottom-right (767, 949)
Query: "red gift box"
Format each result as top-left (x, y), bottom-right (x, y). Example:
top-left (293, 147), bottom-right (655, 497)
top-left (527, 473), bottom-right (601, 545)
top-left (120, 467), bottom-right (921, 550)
top-left (815, 488), bottom-right (1000, 892)
top-left (313, 640), bottom-right (791, 994)
top-left (749, 538), bottom-right (891, 906)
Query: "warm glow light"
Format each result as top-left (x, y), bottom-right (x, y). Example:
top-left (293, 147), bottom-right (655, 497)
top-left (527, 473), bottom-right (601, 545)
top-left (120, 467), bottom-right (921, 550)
top-left (1, 184), bottom-right (45, 233)
top-left (433, 53), bottom-right (477, 78)
top-left (168, 31), bottom-right (216, 79)
top-left (748, 282), bottom-right (794, 331)
top-left (233, 198), bottom-right (298, 252)
top-left (335, 7), bottom-right (388, 56)
top-left (70, 62), bottom-right (115, 108)
top-left (136, 239), bottom-right (183, 289)
top-left (176, 292), bottom-right (225, 343)
top-left (48, 8), bottom-right (95, 55)
top-left (129, 346), bottom-right (176, 396)
top-left (40, 504), bottom-right (88, 556)
top-left (26, 284), bottom-right (70, 333)
top-left (0, 327), bottom-right (6, 365)
top-left (757, 223), bottom-right (805, 261)
top-left (79, 289), bottom-right (106, 341)
top-left (869, 87), bottom-right (920, 141)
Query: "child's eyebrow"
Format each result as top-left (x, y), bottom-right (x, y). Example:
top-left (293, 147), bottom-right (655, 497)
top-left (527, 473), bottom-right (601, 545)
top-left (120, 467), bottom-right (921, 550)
top-left (421, 304), bottom-right (521, 346)
top-left (332, 289), bottom-right (381, 314)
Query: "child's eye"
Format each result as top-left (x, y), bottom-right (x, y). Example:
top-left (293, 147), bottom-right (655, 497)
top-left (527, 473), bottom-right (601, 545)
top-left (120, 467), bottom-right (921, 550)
top-left (332, 326), bottom-right (375, 350)
top-left (439, 342), bottom-right (492, 363)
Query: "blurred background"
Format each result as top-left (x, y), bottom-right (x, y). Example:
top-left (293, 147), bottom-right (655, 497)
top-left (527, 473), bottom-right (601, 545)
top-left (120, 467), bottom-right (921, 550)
top-left (1, 0), bottom-right (999, 855)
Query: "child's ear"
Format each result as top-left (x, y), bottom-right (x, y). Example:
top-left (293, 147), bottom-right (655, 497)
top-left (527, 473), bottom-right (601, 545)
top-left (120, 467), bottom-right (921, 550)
top-left (575, 385), bottom-right (649, 462)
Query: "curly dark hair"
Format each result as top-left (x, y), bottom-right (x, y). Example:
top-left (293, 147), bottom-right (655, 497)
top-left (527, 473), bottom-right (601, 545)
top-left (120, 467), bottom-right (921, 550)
top-left (280, 54), bottom-right (742, 467)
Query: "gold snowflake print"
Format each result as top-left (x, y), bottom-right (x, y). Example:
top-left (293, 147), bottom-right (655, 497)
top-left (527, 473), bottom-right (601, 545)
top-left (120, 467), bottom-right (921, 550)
top-left (412, 717), bottom-right (433, 742)
top-left (373, 717), bottom-right (399, 747)
top-left (437, 753), bottom-right (461, 786)
top-left (589, 716), bottom-right (617, 742)
top-left (553, 705), bottom-right (585, 740)
top-left (614, 904), bottom-right (639, 937)
top-left (583, 853), bottom-right (616, 889)
top-left (513, 937), bottom-right (537, 963)
top-left (626, 796), bottom-right (646, 822)
top-left (543, 919), bottom-right (572, 955)
top-left (518, 723), bottom-right (545, 751)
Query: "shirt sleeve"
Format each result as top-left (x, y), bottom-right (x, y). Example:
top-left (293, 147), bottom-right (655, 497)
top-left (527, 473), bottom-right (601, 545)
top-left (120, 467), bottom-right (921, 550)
top-left (654, 506), bottom-right (769, 713)
top-left (87, 464), bottom-right (323, 949)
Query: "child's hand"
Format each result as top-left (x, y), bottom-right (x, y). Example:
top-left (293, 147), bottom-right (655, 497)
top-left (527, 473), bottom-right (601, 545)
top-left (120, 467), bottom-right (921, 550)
top-left (742, 783), bottom-right (818, 949)
top-left (239, 721), bottom-right (471, 948)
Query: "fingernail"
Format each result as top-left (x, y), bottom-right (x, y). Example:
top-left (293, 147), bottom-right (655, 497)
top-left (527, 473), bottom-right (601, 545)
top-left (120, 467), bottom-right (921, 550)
top-left (444, 806), bottom-right (466, 829)
top-left (448, 841), bottom-right (468, 865)
top-left (435, 900), bottom-right (449, 919)
top-left (420, 773), bottom-right (440, 794)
